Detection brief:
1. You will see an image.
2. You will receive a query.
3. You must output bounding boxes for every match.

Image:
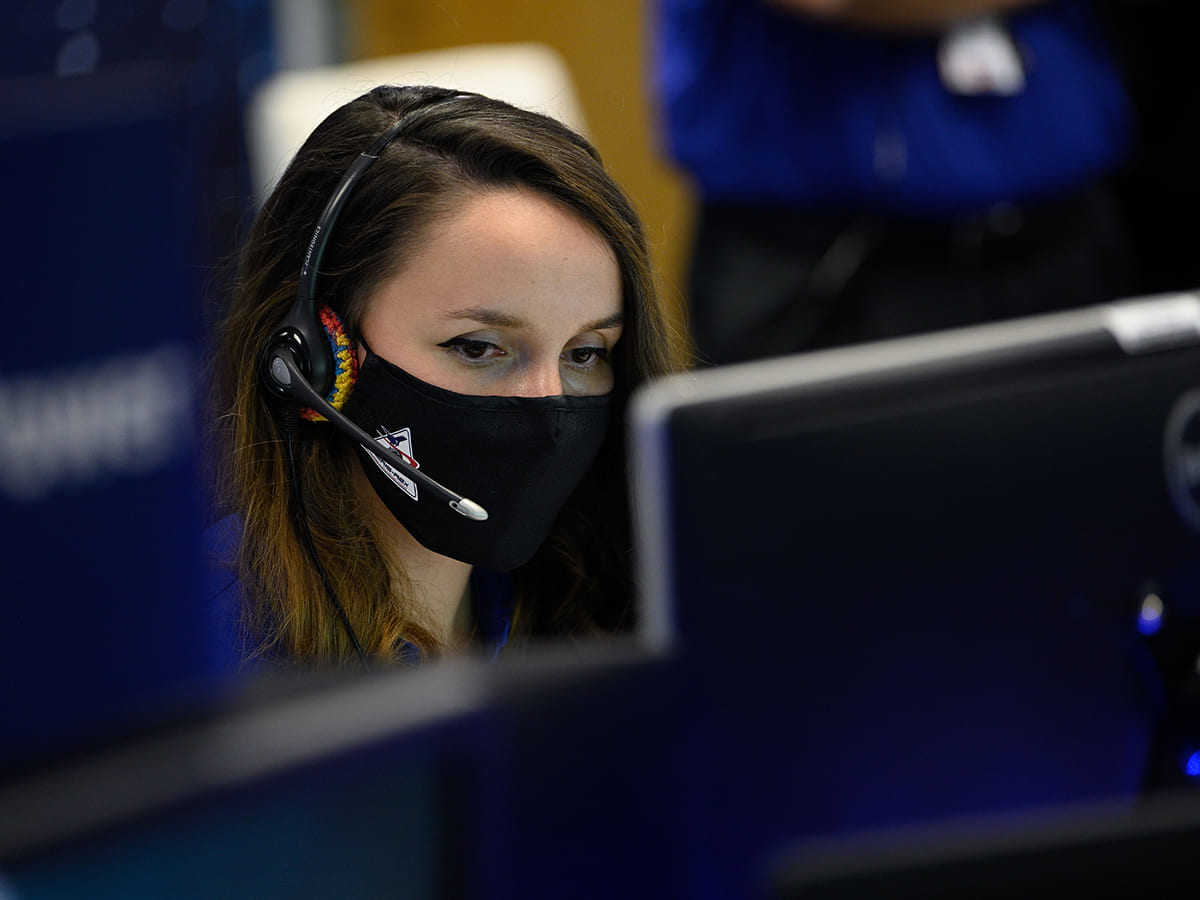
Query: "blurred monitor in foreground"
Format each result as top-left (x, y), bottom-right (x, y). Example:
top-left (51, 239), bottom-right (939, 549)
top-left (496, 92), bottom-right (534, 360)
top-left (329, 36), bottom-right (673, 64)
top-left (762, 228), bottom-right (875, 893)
top-left (0, 645), bottom-right (681, 900)
top-left (767, 794), bottom-right (1200, 900)
top-left (0, 0), bottom-right (269, 768)
top-left (0, 664), bottom-right (480, 900)
top-left (630, 292), bottom-right (1200, 898)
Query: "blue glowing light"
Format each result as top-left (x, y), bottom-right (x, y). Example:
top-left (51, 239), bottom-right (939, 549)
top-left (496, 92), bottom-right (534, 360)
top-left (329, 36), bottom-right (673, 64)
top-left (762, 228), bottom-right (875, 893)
top-left (1185, 752), bottom-right (1200, 779)
top-left (1137, 594), bottom-right (1165, 636)
top-left (1137, 614), bottom-right (1163, 636)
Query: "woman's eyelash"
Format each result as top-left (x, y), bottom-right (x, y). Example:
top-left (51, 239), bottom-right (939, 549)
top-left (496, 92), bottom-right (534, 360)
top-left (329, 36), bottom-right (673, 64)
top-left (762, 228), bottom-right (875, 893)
top-left (438, 337), bottom-right (499, 359)
top-left (437, 338), bottom-right (611, 368)
top-left (567, 346), bottom-right (609, 365)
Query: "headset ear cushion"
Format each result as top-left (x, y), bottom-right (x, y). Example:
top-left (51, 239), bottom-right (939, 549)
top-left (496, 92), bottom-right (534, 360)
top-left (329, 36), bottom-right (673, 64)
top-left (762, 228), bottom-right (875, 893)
top-left (300, 306), bottom-right (359, 422)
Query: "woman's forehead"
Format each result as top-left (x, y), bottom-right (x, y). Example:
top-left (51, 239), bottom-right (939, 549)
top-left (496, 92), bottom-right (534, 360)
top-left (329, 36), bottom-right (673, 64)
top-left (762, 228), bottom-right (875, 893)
top-left (365, 188), bottom-right (622, 336)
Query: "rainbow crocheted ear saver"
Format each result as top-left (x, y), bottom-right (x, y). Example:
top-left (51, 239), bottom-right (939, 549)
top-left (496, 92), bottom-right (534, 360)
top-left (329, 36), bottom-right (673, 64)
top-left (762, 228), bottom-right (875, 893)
top-left (299, 305), bottom-right (358, 422)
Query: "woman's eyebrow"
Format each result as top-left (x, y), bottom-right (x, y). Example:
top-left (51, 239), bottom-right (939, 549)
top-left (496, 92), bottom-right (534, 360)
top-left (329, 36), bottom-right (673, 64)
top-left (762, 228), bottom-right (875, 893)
top-left (585, 312), bottom-right (625, 331)
top-left (441, 306), bottom-right (527, 328)
top-left (441, 306), bottom-right (624, 331)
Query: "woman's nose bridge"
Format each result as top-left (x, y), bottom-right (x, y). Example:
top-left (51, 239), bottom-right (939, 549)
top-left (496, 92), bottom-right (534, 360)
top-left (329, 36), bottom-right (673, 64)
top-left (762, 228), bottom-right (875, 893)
top-left (517, 357), bottom-right (563, 397)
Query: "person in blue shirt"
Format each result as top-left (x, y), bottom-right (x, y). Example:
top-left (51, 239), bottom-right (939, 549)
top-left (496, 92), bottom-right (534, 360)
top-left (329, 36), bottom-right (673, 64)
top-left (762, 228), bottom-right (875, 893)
top-left (207, 85), bottom-right (682, 668)
top-left (653, 0), bottom-right (1138, 364)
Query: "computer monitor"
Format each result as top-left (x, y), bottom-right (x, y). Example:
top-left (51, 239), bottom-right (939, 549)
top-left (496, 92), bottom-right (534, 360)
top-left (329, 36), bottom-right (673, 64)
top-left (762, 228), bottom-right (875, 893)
top-left (0, 664), bottom-right (487, 900)
top-left (630, 292), bottom-right (1200, 899)
top-left (0, 1), bottom-right (261, 768)
top-left (767, 793), bottom-right (1200, 900)
top-left (0, 643), bottom-right (684, 900)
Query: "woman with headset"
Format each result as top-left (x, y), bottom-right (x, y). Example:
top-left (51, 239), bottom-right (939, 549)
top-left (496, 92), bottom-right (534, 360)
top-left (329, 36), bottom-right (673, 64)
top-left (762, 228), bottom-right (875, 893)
top-left (207, 85), bottom-right (684, 667)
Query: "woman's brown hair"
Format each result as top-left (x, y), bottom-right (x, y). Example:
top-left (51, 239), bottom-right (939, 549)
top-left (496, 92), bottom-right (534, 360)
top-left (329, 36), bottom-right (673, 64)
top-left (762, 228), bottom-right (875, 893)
top-left (210, 85), bottom-right (683, 666)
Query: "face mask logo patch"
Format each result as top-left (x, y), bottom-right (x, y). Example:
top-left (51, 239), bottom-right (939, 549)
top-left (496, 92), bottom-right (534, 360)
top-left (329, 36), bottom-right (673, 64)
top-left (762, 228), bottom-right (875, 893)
top-left (370, 427), bottom-right (420, 502)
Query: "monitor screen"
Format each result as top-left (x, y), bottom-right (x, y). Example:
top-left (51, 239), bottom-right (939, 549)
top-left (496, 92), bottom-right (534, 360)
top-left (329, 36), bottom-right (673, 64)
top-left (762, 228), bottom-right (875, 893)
top-left (630, 293), bottom-right (1200, 897)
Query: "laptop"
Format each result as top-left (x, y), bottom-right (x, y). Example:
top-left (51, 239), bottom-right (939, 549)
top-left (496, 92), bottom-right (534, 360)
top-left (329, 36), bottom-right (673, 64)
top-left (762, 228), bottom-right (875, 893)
top-left (629, 292), bottom-right (1200, 898)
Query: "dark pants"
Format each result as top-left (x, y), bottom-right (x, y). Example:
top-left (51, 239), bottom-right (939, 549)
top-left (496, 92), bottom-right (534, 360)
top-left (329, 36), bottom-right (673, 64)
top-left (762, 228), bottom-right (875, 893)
top-left (686, 184), bottom-right (1136, 366)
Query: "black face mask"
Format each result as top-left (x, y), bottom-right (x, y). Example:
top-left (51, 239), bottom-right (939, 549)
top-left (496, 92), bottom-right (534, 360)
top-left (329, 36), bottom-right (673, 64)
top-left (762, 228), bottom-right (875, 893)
top-left (338, 348), bottom-right (611, 571)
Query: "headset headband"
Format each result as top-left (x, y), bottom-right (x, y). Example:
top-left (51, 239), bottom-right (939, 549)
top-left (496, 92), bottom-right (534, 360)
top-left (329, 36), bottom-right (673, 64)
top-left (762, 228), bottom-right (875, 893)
top-left (263, 92), bottom-right (471, 417)
top-left (299, 93), bottom-right (472, 305)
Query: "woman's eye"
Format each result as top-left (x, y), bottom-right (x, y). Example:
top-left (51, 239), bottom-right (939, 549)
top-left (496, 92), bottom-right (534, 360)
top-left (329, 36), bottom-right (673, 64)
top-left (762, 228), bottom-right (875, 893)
top-left (438, 337), bottom-right (502, 362)
top-left (564, 346), bottom-right (609, 369)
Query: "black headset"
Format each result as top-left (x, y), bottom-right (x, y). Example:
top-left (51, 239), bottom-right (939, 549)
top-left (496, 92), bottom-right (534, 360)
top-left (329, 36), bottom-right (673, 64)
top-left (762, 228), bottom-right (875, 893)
top-left (260, 93), bottom-right (470, 430)
top-left (256, 92), bottom-right (488, 520)
top-left (254, 93), bottom-right (483, 666)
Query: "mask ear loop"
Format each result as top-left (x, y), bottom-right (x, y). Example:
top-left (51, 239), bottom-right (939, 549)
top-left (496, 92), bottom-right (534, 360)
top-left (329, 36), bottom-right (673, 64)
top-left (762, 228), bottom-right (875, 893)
top-left (286, 304), bottom-right (369, 666)
top-left (300, 305), bottom-right (359, 422)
